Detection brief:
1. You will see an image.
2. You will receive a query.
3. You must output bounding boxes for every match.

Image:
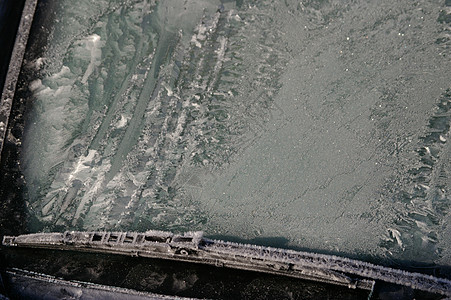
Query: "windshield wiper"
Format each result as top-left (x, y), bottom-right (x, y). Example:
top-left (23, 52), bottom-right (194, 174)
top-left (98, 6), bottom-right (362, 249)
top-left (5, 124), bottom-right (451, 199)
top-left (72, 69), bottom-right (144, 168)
top-left (3, 230), bottom-right (451, 297)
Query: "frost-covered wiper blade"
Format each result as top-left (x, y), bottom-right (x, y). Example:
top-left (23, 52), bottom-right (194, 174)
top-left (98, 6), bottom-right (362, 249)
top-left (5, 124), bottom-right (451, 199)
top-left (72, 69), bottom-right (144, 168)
top-left (1, 268), bottom-right (190, 300)
top-left (3, 230), bottom-right (451, 297)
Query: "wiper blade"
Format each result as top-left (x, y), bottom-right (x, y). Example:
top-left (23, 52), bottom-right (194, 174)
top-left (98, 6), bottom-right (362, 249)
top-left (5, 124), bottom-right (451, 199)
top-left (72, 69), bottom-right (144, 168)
top-left (3, 230), bottom-right (451, 297)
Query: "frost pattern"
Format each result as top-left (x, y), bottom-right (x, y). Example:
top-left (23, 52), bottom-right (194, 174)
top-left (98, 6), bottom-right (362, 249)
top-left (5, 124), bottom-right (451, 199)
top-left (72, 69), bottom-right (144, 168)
top-left (20, 0), bottom-right (451, 267)
top-left (22, 1), bottom-right (289, 233)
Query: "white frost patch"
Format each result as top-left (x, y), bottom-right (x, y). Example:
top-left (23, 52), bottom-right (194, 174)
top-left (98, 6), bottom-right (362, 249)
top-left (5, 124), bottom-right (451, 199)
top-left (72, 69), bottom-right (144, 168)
top-left (191, 34), bottom-right (203, 48)
top-left (207, 36), bottom-right (227, 92)
top-left (116, 115), bottom-right (128, 128)
top-left (162, 82), bottom-right (174, 96)
top-left (415, 220), bottom-right (430, 233)
top-left (29, 79), bottom-right (42, 92)
top-left (190, 11), bottom-right (220, 48)
top-left (51, 65), bottom-right (71, 80)
top-left (388, 228), bottom-right (404, 249)
top-left (34, 86), bottom-right (54, 97)
top-left (73, 159), bottom-right (111, 224)
top-left (35, 57), bottom-right (44, 70)
top-left (81, 34), bottom-right (103, 84)
top-left (418, 183), bottom-right (430, 191)
top-left (170, 110), bottom-right (187, 142)
top-left (68, 150), bottom-right (97, 182)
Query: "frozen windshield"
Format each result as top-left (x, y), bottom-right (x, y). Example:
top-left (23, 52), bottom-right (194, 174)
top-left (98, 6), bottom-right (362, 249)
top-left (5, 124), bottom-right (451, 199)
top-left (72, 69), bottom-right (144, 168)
top-left (19, 0), bottom-right (451, 268)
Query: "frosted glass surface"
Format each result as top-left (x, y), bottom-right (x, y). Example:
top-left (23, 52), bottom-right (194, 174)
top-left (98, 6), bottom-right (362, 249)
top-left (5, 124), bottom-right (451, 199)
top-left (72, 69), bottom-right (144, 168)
top-left (21, 0), bottom-right (451, 266)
